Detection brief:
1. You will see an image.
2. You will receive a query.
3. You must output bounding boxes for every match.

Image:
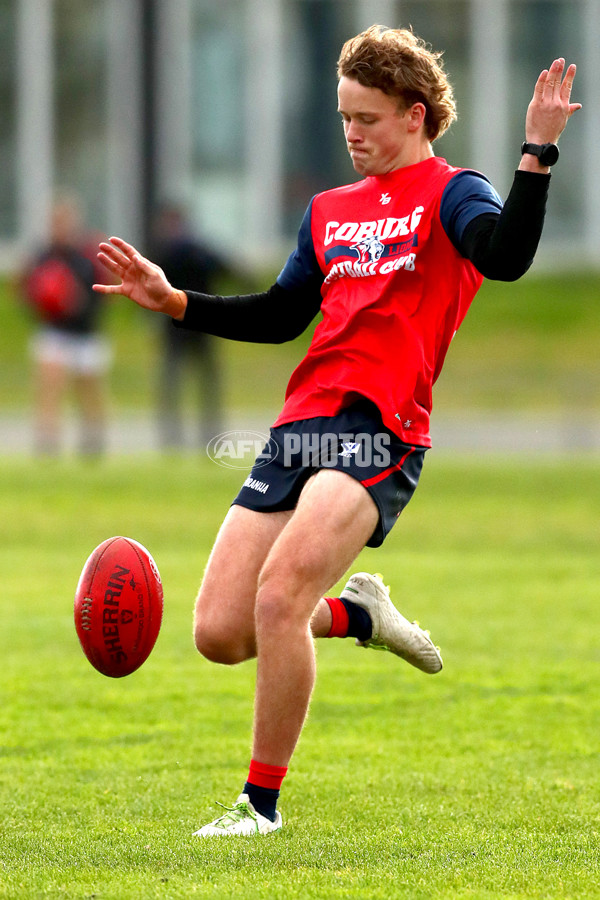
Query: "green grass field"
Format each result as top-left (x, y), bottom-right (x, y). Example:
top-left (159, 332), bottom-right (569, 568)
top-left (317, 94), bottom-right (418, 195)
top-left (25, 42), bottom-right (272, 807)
top-left (1, 453), bottom-right (600, 899)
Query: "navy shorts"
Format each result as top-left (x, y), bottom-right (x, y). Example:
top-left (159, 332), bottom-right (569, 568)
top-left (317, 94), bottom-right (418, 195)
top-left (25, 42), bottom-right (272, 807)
top-left (232, 399), bottom-right (427, 547)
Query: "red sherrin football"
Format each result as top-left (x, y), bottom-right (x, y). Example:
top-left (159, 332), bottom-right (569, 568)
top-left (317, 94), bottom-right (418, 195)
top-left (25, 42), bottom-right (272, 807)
top-left (74, 536), bottom-right (163, 677)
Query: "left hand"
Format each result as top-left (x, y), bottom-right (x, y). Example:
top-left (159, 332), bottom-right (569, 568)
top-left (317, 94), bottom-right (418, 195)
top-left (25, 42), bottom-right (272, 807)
top-left (525, 57), bottom-right (581, 146)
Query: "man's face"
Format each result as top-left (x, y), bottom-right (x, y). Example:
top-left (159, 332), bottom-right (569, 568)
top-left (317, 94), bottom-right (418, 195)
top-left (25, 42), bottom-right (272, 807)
top-left (337, 76), bottom-right (412, 176)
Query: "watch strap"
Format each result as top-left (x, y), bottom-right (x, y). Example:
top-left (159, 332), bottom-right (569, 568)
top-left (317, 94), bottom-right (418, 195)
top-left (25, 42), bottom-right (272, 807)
top-left (521, 141), bottom-right (559, 166)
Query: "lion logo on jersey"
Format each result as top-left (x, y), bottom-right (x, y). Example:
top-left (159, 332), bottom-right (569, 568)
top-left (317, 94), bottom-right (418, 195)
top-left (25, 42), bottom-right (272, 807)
top-left (351, 235), bottom-right (385, 264)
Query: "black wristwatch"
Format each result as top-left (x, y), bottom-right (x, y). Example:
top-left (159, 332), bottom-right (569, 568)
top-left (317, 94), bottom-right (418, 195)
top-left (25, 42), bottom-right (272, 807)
top-left (521, 141), bottom-right (559, 166)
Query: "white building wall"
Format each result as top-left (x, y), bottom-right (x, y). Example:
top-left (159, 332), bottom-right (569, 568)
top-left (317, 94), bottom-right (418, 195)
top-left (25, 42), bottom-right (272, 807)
top-left (106, 0), bottom-right (145, 250)
top-left (155, 0), bottom-right (195, 209)
top-left (468, 0), bottom-right (510, 193)
top-left (15, 0), bottom-right (54, 261)
top-left (243, 0), bottom-right (286, 257)
top-left (582, 0), bottom-right (600, 261)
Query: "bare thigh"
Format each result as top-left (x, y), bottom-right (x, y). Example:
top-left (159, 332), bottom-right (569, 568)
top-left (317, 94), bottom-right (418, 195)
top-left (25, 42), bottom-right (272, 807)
top-left (193, 503), bottom-right (293, 663)
top-left (256, 468), bottom-right (379, 623)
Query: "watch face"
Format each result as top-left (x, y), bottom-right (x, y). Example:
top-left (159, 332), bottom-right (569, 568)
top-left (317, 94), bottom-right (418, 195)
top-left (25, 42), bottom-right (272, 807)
top-left (540, 144), bottom-right (559, 166)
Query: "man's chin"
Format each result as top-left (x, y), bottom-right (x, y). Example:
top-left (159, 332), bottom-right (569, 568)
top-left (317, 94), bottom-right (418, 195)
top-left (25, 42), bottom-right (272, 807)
top-left (350, 156), bottom-right (371, 175)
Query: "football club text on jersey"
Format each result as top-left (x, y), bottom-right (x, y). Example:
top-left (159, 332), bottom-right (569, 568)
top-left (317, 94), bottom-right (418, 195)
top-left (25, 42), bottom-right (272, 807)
top-left (323, 204), bottom-right (423, 284)
top-left (323, 205), bottom-right (424, 246)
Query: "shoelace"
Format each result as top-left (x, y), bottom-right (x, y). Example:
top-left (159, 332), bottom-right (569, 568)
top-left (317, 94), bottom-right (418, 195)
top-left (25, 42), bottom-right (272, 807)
top-left (211, 800), bottom-right (257, 829)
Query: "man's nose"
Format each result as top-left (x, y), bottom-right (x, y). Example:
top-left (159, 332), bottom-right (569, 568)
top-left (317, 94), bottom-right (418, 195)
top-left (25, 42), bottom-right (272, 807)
top-left (345, 120), bottom-right (362, 143)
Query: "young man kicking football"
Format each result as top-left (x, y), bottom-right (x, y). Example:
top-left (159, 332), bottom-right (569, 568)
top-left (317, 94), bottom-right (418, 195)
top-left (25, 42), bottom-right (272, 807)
top-left (95, 26), bottom-right (580, 835)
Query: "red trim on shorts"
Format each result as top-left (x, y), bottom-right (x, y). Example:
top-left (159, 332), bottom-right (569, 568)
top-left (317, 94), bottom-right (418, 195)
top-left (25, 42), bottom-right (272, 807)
top-left (324, 596), bottom-right (349, 638)
top-left (360, 447), bottom-right (415, 488)
top-left (248, 759), bottom-right (288, 791)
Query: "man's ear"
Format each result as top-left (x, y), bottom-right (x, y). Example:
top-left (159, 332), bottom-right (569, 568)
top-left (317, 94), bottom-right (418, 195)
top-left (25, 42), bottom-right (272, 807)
top-left (405, 102), bottom-right (427, 133)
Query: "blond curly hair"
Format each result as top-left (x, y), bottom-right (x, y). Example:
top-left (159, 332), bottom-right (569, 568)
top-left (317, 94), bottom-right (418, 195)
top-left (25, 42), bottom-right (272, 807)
top-left (337, 25), bottom-right (456, 142)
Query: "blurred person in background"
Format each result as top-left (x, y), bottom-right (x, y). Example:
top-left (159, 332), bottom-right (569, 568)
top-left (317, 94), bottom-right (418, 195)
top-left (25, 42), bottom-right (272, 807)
top-left (151, 203), bottom-right (230, 449)
top-left (22, 193), bottom-right (112, 456)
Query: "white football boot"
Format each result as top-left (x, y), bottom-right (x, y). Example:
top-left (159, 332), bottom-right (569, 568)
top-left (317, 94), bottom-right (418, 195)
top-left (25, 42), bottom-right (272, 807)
top-left (193, 794), bottom-right (283, 837)
top-left (341, 572), bottom-right (443, 674)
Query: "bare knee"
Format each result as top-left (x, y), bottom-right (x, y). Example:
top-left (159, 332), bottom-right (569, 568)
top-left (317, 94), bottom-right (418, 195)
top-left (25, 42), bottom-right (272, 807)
top-left (254, 570), bottom-right (314, 636)
top-left (193, 606), bottom-right (255, 665)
